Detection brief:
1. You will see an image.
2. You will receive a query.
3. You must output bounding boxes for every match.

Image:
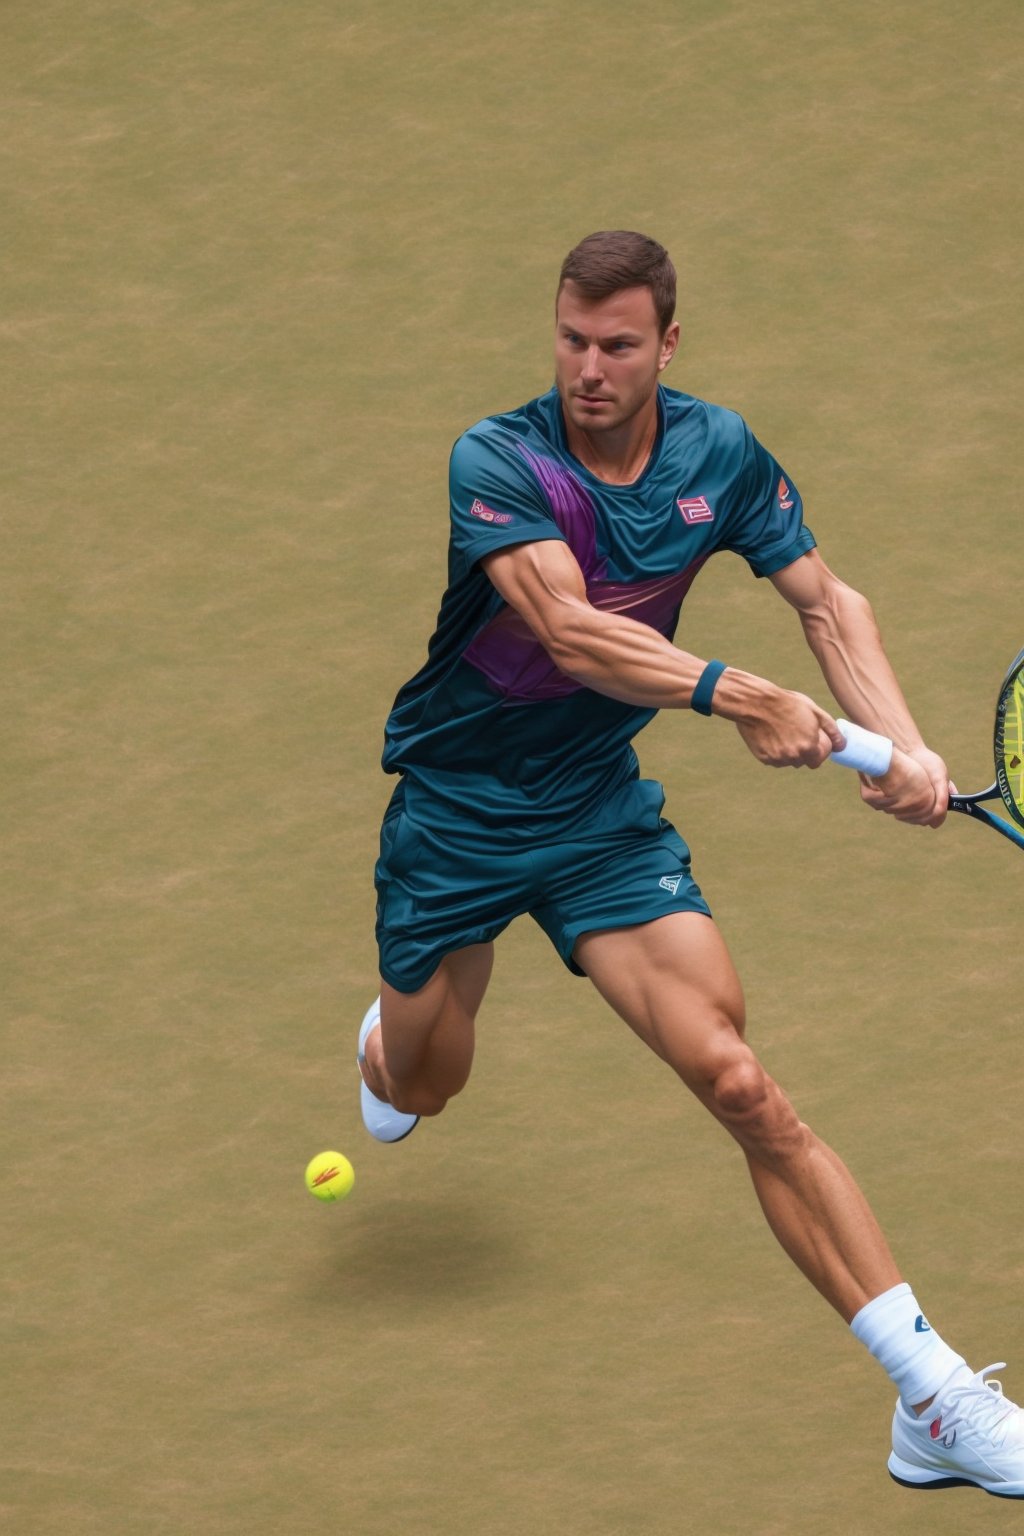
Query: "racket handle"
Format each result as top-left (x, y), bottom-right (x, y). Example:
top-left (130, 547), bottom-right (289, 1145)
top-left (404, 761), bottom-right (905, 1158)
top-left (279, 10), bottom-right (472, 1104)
top-left (832, 720), bottom-right (894, 776)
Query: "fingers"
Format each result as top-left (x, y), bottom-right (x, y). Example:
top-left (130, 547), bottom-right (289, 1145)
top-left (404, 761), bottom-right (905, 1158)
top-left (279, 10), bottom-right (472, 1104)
top-left (821, 712), bottom-right (846, 754)
top-left (786, 697), bottom-right (840, 768)
top-left (734, 691), bottom-right (848, 769)
top-left (800, 709), bottom-right (842, 769)
top-left (775, 726), bottom-right (835, 768)
top-left (929, 774), bottom-right (951, 819)
top-left (858, 774), bottom-right (945, 826)
top-left (806, 725), bottom-right (836, 768)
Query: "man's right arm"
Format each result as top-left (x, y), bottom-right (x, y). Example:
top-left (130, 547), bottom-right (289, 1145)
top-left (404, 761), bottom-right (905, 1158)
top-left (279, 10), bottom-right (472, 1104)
top-left (480, 538), bottom-right (844, 768)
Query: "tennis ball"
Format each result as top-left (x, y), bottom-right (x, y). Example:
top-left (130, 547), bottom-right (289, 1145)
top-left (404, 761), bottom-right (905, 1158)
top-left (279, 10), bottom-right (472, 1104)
top-left (304, 1151), bottom-right (355, 1202)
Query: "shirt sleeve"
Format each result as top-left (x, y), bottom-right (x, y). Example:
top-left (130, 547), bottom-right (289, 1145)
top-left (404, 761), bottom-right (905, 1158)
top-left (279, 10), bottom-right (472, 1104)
top-left (448, 425), bottom-right (568, 569)
top-left (720, 421), bottom-right (816, 577)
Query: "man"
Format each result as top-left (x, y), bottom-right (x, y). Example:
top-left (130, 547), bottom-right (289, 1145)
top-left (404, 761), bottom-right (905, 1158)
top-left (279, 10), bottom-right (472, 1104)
top-left (357, 231), bottom-right (1024, 1495)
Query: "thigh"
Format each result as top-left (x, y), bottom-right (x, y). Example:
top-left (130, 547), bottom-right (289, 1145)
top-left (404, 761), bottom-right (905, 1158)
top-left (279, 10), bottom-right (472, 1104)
top-left (380, 941), bottom-right (494, 1085)
top-left (573, 912), bottom-right (747, 1088)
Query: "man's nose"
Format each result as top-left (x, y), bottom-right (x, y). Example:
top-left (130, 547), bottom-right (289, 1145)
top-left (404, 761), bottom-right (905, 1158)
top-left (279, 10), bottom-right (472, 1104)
top-left (580, 345), bottom-right (602, 379)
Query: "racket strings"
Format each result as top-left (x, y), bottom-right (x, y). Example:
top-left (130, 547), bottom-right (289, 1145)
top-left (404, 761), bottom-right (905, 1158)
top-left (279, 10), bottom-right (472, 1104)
top-left (1003, 677), bottom-right (1024, 815)
top-left (998, 672), bottom-right (1024, 824)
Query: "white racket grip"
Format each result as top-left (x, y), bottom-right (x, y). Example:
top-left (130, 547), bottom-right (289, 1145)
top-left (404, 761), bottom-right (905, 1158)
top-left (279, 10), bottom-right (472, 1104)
top-left (832, 720), bottom-right (894, 776)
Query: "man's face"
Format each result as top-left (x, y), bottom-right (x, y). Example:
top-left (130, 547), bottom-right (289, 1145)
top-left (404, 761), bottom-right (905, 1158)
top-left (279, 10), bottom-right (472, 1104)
top-left (554, 281), bottom-right (679, 436)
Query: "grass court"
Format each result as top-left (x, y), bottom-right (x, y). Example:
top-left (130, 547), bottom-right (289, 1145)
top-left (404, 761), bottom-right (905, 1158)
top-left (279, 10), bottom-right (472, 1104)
top-left (3, 3), bottom-right (1022, 1531)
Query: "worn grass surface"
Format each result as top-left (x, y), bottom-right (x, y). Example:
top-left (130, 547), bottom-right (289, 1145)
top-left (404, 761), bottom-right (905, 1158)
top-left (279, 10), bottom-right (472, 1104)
top-left (3, 2), bottom-right (1022, 1532)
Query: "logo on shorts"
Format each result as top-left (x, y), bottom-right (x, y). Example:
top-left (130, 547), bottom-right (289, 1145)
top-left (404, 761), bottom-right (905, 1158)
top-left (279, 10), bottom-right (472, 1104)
top-left (470, 498), bottom-right (514, 525)
top-left (677, 495), bottom-right (714, 525)
top-left (659, 874), bottom-right (682, 895)
top-left (778, 477), bottom-right (794, 510)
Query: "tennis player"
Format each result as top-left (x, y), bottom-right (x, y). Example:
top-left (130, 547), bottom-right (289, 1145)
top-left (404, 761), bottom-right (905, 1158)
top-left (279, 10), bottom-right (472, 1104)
top-left (357, 231), bottom-right (1024, 1496)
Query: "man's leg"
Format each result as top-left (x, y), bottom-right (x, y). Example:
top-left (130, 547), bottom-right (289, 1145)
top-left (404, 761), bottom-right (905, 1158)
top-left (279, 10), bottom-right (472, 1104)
top-left (360, 941), bottom-right (494, 1118)
top-left (574, 910), bottom-right (1024, 1494)
top-left (574, 911), bottom-right (901, 1322)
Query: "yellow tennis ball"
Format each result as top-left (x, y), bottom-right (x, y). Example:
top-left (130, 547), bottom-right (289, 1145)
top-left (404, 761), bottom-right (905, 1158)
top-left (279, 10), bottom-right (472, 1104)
top-left (304, 1151), bottom-right (355, 1202)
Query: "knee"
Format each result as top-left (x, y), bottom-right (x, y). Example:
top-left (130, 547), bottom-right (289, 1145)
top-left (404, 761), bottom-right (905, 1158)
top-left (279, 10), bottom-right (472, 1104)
top-left (388, 1081), bottom-right (458, 1118)
top-left (712, 1055), bottom-right (768, 1119)
top-left (708, 1052), bottom-right (807, 1161)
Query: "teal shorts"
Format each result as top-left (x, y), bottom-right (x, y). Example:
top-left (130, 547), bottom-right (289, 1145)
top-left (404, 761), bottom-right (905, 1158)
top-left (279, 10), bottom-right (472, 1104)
top-left (374, 775), bottom-right (711, 993)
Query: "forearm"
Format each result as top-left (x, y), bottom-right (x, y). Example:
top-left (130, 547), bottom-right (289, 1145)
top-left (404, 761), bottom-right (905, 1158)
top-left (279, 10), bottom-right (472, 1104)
top-left (481, 540), bottom-right (838, 764)
top-left (798, 584), bottom-right (925, 751)
top-left (549, 603), bottom-right (775, 719)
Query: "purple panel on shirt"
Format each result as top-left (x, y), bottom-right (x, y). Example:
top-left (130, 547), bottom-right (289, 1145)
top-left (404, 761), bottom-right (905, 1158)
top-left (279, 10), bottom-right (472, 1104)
top-left (464, 558), bottom-right (709, 702)
top-left (516, 446), bottom-right (606, 582)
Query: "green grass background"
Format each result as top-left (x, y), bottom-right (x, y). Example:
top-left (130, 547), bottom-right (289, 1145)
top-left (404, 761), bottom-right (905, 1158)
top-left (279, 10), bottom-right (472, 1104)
top-left (3, 2), bottom-right (1023, 1531)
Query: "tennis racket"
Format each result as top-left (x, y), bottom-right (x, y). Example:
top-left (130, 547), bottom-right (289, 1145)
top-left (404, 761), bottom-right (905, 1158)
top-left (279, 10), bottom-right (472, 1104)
top-left (830, 647), bottom-right (1024, 852)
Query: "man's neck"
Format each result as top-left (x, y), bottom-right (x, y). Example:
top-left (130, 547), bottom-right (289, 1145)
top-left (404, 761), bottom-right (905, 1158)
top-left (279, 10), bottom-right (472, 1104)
top-left (561, 397), bottom-right (659, 486)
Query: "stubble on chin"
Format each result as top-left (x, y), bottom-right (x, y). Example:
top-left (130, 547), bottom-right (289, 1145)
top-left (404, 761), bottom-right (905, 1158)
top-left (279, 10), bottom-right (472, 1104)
top-left (565, 399), bottom-right (622, 434)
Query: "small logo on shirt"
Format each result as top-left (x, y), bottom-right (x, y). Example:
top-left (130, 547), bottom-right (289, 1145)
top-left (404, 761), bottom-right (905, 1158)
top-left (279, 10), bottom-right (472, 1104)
top-left (470, 498), bottom-right (514, 525)
top-left (659, 874), bottom-right (683, 895)
top-left (914, 1315), bottom-right (931, 1333)
top-left (677, 495), bottom-right (714, 525)
top-left (778, 477), bottom-right (794, 511)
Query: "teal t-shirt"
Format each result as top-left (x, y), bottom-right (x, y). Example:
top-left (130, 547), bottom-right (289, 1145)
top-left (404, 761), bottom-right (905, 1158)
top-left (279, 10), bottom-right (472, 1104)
top-left (382, 384), bottom-right (815, 832)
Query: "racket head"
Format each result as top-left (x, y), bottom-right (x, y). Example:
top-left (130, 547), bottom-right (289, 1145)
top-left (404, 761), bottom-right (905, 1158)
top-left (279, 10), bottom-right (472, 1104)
top-left (994, 646), bottom-right (1024, 829)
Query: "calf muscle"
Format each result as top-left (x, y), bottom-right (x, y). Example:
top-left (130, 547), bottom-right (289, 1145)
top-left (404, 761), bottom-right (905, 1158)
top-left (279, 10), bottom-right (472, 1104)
top-left (576, 913), bottom-right (901, 1320)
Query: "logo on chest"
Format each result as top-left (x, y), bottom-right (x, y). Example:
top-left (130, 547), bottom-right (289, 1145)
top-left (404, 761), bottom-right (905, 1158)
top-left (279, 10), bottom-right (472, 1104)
top-left (676, 495), bottom-right (715, 525)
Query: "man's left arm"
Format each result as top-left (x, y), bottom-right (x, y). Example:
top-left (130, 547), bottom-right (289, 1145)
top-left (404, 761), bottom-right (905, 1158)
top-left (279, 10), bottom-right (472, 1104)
top-left (769, 550), bottom-right (949, 827)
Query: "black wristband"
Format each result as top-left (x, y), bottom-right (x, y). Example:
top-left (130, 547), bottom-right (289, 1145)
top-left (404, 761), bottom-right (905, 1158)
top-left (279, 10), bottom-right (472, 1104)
top-left (691, 659), bottom-right (728, 716)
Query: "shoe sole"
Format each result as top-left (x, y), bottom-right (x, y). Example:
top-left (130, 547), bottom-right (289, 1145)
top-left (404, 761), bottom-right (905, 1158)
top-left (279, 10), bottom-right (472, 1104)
top-left (889, 1455), bottom-right (1024, 1499)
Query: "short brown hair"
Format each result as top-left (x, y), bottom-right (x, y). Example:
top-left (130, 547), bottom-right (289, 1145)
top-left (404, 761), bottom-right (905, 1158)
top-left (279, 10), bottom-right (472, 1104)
top-left (557, 230), bottom-right (676, 334)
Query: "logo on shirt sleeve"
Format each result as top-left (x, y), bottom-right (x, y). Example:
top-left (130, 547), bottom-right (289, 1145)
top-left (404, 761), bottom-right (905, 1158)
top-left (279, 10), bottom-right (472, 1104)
top-left (469, 498), bottom-right (514, 526)
top-left (677, 495), bottom-right (715, 525)
top-left (777, 477), bottom-right (794, 510)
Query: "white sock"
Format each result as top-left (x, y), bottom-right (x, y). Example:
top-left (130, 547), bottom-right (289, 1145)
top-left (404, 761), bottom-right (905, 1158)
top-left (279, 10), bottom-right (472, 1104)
top-left (850, 1283), bottom-right (966, 1410)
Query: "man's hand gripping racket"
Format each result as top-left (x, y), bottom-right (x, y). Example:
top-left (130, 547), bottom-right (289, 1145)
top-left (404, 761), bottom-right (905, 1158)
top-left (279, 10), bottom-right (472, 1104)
top-left (831, 647), bottom-right (1024, 852)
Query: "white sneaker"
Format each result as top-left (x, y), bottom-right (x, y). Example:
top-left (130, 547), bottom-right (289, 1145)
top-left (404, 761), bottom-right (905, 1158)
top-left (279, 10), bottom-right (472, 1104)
top-left (357, 997), bottom-right (419, 1143)
top-left (888, 1363), bottom-right (1024, 1498)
